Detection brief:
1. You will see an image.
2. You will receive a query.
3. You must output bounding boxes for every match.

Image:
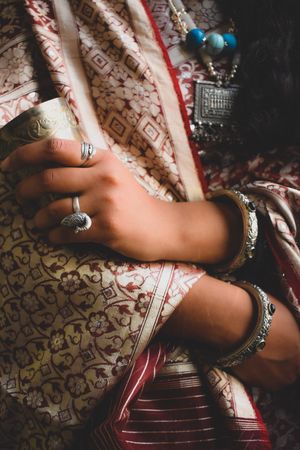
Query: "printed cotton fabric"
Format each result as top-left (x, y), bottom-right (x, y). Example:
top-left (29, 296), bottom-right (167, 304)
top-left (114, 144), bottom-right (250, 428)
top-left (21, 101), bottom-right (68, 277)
top-left (0, 1), bottom-right (299, 449)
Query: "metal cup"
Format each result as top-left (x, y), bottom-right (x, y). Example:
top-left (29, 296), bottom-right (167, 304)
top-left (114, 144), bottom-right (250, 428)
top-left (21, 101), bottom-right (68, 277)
top-left (0, 97), bottom-right (83, 209)
top-left (0, 97), bottom-right (82, 161)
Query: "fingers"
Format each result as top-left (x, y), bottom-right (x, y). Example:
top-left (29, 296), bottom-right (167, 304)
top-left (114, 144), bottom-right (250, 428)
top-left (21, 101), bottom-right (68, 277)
top-left (34, 197), bottom-right (98, 245)
top-left (16, 166), bottom-right (96, 200)
top-left (48, 225), bottom-right (96, 245)
top-left (1, 138), bottom-right (101, 172)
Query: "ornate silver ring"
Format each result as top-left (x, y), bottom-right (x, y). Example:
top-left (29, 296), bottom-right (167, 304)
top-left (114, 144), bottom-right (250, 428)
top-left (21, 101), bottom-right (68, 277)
top-left (81, 141), bottom-right (96, 164)
top-left (60, 196), bottom-right (92, 234)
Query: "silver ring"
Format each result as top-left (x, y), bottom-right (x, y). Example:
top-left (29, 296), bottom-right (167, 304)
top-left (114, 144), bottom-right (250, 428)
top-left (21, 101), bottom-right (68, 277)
top-left (72, 196), bottom-right (80, 213)
top-left (81, 142), bottom-right (96, 164)
top-left (60, 195), bottom-right (92, 233)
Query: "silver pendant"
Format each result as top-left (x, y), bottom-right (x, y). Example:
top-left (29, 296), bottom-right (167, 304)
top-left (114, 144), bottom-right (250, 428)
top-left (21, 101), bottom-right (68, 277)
top-left (192, 80), bottom-right (242, 146)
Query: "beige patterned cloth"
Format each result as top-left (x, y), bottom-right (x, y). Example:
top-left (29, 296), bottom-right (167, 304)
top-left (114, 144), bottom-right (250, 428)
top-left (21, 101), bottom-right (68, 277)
top-left (0, 1), bottom-right (205, 448)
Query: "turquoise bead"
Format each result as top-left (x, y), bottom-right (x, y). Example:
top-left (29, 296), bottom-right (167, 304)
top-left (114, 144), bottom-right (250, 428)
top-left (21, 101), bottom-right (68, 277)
top-left (206, 32), bottom-right (225, 56)
top-left (186, 28), bottom-right (206, 50)
top-left (223, 33), bottom-right (238, 53)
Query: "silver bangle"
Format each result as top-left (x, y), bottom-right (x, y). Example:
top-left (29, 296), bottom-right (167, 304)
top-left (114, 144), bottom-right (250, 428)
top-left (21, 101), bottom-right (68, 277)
top-left (214, 281), bottom-right (276, 368)
top-left (232, 189), bottom-right (258, 261)
top-left (206, 189), bottom-right (258, 273)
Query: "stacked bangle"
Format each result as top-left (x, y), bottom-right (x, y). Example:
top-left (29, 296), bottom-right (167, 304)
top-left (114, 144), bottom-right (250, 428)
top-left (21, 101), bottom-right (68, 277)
top-left (214, 281), bottom-right (276, 368)
top-left (206, 189), bottom-right (258, 273)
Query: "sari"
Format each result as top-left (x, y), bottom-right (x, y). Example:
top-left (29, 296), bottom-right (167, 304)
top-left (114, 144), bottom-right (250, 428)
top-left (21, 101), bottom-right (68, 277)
top-left (0, 1), bottom-right (299, 449)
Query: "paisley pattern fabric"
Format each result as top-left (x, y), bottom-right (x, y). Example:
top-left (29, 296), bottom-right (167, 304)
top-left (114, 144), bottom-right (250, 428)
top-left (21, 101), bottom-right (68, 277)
top-left (0, 1), bottom-right (299, 449)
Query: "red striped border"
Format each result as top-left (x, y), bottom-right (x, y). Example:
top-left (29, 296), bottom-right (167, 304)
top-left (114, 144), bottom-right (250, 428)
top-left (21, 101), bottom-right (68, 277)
top-left (139, 0), bottom-right (208, 193)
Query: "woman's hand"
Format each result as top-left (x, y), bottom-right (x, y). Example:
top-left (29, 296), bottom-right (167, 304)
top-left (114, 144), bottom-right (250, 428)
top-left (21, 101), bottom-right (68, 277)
top-left (1, 138), bottom-right (243, 263)
top-left (1, 138), bottom-right (175, 261)
top-left (232, 295), bottom-right (300, 391)
top-left (161, 275), bottom-right (300, 391)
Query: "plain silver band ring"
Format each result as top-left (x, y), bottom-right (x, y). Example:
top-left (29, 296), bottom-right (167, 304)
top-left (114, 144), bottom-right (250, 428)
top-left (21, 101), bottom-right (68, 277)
top-left (73, 195), bottom-right (80, 213)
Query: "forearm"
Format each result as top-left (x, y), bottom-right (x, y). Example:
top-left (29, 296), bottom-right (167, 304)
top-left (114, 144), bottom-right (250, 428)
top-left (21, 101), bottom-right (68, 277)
top-left (161, 274), bottom-right (255, 351)
top-left (161, 275), bottom-right (300, 390)
top-left (2, 138), bottom-right (244, 264)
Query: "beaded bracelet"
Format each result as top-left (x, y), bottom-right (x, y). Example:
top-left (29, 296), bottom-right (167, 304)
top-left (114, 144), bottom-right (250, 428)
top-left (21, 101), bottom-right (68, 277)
top-left (206, 189), bottom-right (258, 273)
top-left (213, 281), bottom-right (276, 368)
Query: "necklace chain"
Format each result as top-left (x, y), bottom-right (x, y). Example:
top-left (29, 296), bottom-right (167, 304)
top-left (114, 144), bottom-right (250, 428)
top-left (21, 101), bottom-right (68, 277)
top-left (168, 0), bottom-right (188, 36)
top-left (167, 0), bottom-right (240, 87)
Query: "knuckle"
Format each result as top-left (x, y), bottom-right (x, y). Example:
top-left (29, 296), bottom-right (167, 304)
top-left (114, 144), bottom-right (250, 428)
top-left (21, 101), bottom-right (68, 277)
top-left (40, 169), bottom-right (55, 190)
top-left (95, 168), bottom-right (119, 188)
top-left (101, 192), bottom-right (119, 212)
top-left (47, 138), bottom-right (63, 156)
top-left (103, 172), bottom-right (119, 187)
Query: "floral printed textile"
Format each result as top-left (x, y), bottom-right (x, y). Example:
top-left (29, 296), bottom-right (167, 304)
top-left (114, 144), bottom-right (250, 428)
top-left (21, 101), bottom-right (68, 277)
top-left (0, 1), bottom-right (204, 448)
top-left (0, 1), bottom-right (299, 450)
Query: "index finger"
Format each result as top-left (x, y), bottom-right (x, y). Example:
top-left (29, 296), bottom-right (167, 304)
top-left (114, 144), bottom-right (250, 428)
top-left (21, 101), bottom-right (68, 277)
top-left (1, 138), bottom-right (101, 172)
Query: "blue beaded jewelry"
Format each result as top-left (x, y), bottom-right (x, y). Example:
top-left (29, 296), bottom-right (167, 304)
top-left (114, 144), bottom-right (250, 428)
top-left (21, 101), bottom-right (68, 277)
top-left (223, 33), bottom-right (238, 53)
top-left (168, 0), bottom-right (239, 88)
top-left (206, 32), bottom-right (225, 56)
top-left (185, 29), bottom-right (237, 57)
top-left (186, 28), bottom-right (206, 50)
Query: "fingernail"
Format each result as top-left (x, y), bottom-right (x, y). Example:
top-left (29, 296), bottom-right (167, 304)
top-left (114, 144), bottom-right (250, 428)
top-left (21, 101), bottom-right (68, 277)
top-left (1, 157), bottom-right (11, 171)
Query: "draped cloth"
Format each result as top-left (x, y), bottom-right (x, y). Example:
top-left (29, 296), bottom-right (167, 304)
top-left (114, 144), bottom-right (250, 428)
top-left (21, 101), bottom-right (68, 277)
top-left (0, 1), bottom-right (299, 449)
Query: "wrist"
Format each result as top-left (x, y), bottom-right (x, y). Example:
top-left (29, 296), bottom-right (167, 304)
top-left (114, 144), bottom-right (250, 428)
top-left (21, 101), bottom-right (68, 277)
top-left (206, 189), bottom-right (258, 273)
top-left (161, 275), bottom-right (256, 352)
top-left (136, 196), bottom-right (183, 261)
top-left (155, 200), bottom-right (243, 264)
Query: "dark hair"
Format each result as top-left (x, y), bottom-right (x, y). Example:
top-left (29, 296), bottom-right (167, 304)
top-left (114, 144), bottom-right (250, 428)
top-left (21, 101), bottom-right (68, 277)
top-left (219, 0), bottom-right (300, 152)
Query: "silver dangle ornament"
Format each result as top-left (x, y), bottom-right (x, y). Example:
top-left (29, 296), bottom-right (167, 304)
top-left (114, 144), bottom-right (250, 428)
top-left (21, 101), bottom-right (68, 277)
top-left (192, 49), bottom-right (242, 147)
top-left (60, 195), bottom-right (92, 234)
top-left (61, 212), bottom-right (92, 234)
top-left (192, 80), bottom-right (241, 146)
top-left (168, 0), bottom-right (243, 148)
